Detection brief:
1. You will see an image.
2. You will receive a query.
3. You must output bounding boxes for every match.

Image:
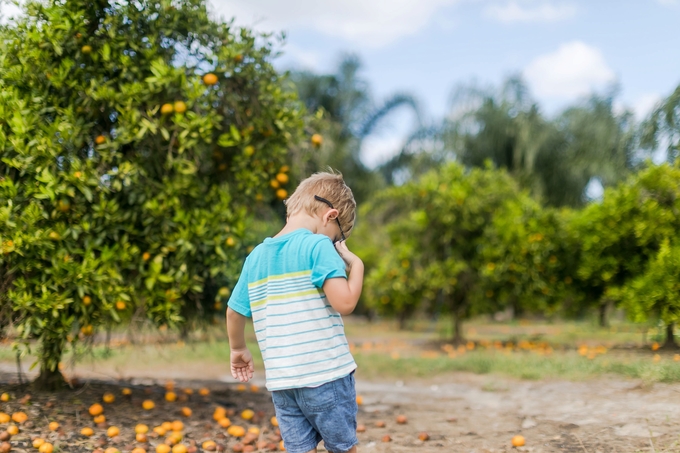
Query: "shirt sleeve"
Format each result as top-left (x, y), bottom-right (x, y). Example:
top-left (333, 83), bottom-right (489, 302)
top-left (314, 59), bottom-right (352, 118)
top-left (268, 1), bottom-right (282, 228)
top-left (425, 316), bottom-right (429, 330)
top-left (227, 263), bottom-right (252, 318)
top-left (310, 238), bottom-right (347, 288)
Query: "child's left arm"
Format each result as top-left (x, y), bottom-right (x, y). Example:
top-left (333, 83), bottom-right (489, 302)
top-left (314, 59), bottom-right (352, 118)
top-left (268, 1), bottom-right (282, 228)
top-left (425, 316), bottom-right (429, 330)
top-left (227, 307), bottom-right (254, 382)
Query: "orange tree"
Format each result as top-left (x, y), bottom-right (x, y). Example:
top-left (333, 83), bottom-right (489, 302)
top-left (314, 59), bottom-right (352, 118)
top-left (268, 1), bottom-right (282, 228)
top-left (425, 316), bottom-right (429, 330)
top-left (569, 162), bottom-right (680, 333)
top-left (0, 0), bottom-right (304, 388)
top-left (476, 200), bottom-right (575, 320)
top-left (361, 162), bottom-right (535, 343)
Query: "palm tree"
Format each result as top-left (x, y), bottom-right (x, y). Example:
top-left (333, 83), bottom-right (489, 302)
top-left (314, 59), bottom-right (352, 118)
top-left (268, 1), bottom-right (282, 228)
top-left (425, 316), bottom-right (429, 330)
top-left (289, 54), bottom-right (422, 203)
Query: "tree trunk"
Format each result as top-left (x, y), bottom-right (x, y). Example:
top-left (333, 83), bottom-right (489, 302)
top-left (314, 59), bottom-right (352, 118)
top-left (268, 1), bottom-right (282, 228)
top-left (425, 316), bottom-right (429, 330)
top-left (662, 323), bottom-right (678, 350)
top-left (452, 314), bottom-right (464, 346)
top-left (398, 310), bottom-right (408, 330)
top-left (33, 337), bottom-right (67, 391)
top-left (598, 302), bottom-right (608, 328)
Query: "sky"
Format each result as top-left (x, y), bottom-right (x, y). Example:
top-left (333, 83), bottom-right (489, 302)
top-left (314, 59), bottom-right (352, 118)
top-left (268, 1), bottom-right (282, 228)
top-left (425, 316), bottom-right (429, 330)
top-left (2, 0), bottom-right (679, 168)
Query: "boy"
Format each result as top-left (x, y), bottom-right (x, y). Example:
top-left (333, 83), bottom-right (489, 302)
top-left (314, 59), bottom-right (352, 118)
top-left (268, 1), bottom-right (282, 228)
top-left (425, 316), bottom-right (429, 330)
top-left (226, 171), bottom-right (364, 453)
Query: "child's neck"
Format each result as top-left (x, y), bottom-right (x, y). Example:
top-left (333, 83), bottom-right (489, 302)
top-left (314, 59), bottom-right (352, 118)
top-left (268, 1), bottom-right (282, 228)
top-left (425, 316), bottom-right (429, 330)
top-left (275, 212), bottom-right (319, 237)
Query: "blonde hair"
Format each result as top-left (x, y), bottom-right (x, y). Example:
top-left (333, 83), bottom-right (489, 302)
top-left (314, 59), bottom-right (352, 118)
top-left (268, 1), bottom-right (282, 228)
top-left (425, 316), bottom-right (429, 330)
top-left (285, 171), bottom-right (356, 237)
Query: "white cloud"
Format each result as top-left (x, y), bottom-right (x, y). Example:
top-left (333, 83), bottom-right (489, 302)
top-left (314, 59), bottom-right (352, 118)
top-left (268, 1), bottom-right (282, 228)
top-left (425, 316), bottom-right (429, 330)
top-left (631, 93), bottom-right (662, 120)
top-left (484, 0), bottom-right (577, 23)
top-left (209, 0), bottom-right (459, 48)
top-left (523, 41), bottom-right (616, 101)
top-left (656, 0), bottom-right (679, 6)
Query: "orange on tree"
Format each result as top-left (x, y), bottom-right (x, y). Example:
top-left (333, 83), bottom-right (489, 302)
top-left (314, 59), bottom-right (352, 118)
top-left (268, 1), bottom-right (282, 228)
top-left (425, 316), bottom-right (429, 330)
top-left (234, 54), bottom-right (243, 63)
top-left (73, 171), bottom-right (82, 178)
top-left (244, 145), bottom-right (255, 156)
top-left (202, 73), bottom-right (218, 85)
top-left (279, 165), bottom-right (290, 173)
top-left (82, 296), bottom-right (92, 306)
top-left (511, 435), bottom-right (525, 447)
top-left (142, 400), bottom-right (155, 410)
top-left (275, 173), bottom-right (289, 184)
top-left (107, 426), bottom-right (120, 437)
top-left (95, 135), bottom-right (106, 145)
top-left (38, 442), bottom-right (53, 453)
top-left (225, 237), bottom-right (236, 247)
top-left (269, 179), bottom-right (280, 189)
top-left (48, 421), bottom-right (59, 431)
top-left (173, 101), bottom-right (187, 114)
top-left (311, 134), bottom-right (323, 147)
top-left (48, 231), bottom-right (60, 240)
top-left (160, 103), bottom-right (174, 115)
top-left (81, 45), bottom-right (92, 53)
top-left (81, 427), bottom-right (94, 437)
top-left (142, 252), bottom-right (151, 261)
top-left (103, 392), bottom-right (115, 403)
top-left (275, 189), bottom-right (287, 200)
top-left (115, 300), bottom-right (126, 310)
top-left (81, 325), bottom-right (93, 336)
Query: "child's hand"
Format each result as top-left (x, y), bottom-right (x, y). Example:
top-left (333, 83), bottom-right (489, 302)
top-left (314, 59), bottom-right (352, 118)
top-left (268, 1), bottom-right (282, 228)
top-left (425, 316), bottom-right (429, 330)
top-left (335, 240), bottom-right (361, 270)
top-left (230, 348), bottom-right (254, 382)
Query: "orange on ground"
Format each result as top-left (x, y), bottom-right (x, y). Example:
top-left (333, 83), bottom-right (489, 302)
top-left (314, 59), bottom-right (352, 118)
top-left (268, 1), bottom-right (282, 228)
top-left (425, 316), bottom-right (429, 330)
top-left (165, 392), bottom-right (177, 402)
top-left (279, 440), bottom-right (285, 451)
top-left (142, 400), bottom-right (155, 410)
top-left (166, 433), bottom-right (182, 445)
top-left (203, 73), bottom-right (218, 85)
top-left (105, 447), bottom-right (121, 453)
top-left (356, 424), bottom-right (366, 433)
top-left (6, 425), bottom-right (18, 436)
top-left (511, 435), bottom-right (526, 447)
top-left (0, 394), bottom-right (8, 402)
top-left (418, 432), bottom-right (430, 441)
top-left (135, 424), bottom-right (149, 434)
top-left (218, 417), bottom-right (231, 428)
top-left (227, 425), bottom-right (246, 437)
top-left (107, 426), bottom-right (120, 437)
top-left (10, 412), bottom-right (27, 423)
top-left (38, 442), bottom-right (54, 453)
top-left (136, 433), bottom-right (148, 443)
top-left (247, 427), bottom-right (260, 435)
top-left (122, 388), bottom-right (132, 396)
top-left (396, 415), bottom-right (407, 424)
top-left (171, 421), bottom-right (184, 432)
top-left (103, 393), bottom-right (115, 403)
top-left (32, 438), bottom-right (45, 448)
top-left (132, 448), bottom-right (147, 453)
top-left (381, 435), bottom-right (392, 442)
top-left (156, 446), bottom-right (171, 453)
top-left (213, 407), bottom-right (226, 421)
top-left (93, 414), bottom-right (106, 424)
top-left (375, 420), bottom-right (386, 428)
top-left (270, 416), bottom-right (278, 427)
top-left (236, 384), bottom-right (246, 392)
top-left (81, 427), bottom-right (94, 437)
top-left (48, 421), bottom-right (59, 431)
top-left (356, 395), bottom-right (363, 405)
top-left (153, 426), bottom-right (166, 436)
top-left (180, 407), bottom-right (192, 417)
top-left (171, 445), bottom-right (187, 453)
top-left (199, 388), bottom-right (210, 396)
top-left (182, 388), bottom-right (193, 395)
top-left (240, 409), bottom-right (254, 421)
top-left (0, 414), bottom-right (8, 424)
top-left (162, 422), bottom-right (173, 431)
top-left (202, 441), bottom-right (216, 451)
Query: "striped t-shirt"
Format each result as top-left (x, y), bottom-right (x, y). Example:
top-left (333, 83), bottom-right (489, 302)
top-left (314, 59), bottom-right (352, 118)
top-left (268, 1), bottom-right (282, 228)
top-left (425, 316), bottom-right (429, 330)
top-left (227, 228), bottom-right (357, 391)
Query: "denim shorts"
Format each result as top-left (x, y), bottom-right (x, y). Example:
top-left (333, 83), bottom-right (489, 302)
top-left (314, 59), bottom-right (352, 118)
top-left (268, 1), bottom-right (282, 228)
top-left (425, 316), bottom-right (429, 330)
top-left (271, 372), bottom-right (358, 453)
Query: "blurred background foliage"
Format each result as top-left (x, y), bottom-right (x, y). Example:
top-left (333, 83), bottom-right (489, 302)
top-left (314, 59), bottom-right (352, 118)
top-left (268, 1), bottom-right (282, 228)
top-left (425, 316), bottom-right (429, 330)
top-left (1, 0), bottom-right (679, 388)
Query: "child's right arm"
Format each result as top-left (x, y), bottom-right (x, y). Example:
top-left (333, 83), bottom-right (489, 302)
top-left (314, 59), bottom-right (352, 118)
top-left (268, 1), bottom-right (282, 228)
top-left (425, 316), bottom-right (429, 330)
top-left (323, 241), bottom-right (364, 315)
top-left (227, 307), bottom-right (254, 382)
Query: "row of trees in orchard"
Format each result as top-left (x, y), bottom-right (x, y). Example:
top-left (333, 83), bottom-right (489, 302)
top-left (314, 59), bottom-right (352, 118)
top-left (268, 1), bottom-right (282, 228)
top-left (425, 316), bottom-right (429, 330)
top-left (0, 0), bottom-right (310, 388)
top-left (357, 161), bottom-right (680, 347)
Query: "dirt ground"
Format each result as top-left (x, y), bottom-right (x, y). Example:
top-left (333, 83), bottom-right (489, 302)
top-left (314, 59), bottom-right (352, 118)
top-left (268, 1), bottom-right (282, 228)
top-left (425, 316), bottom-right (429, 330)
top-left (1, 361), bottom-right (679, 453)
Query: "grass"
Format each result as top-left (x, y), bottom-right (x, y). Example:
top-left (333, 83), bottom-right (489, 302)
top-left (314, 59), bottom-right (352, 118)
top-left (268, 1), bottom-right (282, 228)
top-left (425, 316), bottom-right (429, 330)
top-left (1, 316), bottom-right (678, 384)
